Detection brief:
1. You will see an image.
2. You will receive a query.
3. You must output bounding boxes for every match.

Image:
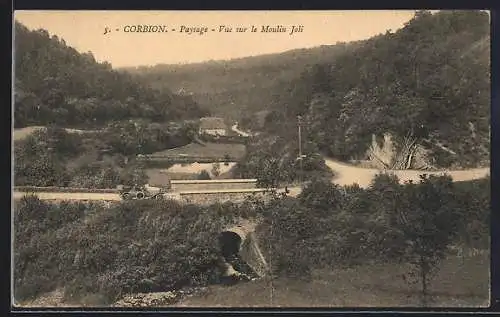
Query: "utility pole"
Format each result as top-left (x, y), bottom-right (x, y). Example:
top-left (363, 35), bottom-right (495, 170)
top-left (297, 115), bottom-right (303, 184)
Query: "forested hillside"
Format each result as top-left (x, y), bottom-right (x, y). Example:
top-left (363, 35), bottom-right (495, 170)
top-left (14, 22), bottom-right (208, 128)
top-left (250, 10), bottom-right (489, 172)
top-left (280, 11), bottom-right (489, 167)
top-left (121, 43), bottom-right (361, 121)
top-left (234, 11), bottom-right (490, 183)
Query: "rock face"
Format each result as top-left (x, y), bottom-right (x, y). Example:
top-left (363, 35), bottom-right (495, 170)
top-left (367, 133), bottom-right (395, 169)
top-left (365, 132), bottom-right (432, 170)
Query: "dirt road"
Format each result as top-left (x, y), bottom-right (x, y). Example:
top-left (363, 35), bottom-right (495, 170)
top-left (12, 158), bottom-right (489, 202)
top-left (323, 158), bottom-right (490, 188)
top-left (231, 123), bottom-right (259, 137)
top-left (12, 191), bottom-right (121, 201)
top-left (13, 126), bottom-right (100, 142)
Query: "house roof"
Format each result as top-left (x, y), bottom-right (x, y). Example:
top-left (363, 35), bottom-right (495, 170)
top-left (199, 117), bottom-right (226, 130)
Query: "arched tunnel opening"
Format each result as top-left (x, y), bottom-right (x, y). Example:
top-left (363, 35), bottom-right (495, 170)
top-left (219, 231), bottom-right (242, 259)
top-left (217, 225), bottom-right (267, 282)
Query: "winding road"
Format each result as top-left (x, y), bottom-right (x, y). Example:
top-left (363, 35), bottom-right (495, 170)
top-left (231, 124), bottom-right (257, 137)
top-left (322, 158), bottom-right (490, 188)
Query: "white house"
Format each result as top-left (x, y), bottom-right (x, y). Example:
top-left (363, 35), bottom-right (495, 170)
top-left (198, 117), bottom-right (227, 136)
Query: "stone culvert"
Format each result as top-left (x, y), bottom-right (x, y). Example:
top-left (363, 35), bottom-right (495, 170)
top-left (218, 219), bottom-right (270, 282)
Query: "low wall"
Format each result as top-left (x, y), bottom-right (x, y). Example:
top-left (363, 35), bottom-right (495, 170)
top-left (13, 186), bottom-right (119, 193)
top-left (170, 179), bottom-right (258, 192)
top-left (177, 188), bottom-right (268, 205)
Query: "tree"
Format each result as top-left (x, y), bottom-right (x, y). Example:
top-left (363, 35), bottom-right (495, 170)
top-left (397, 174), bottom-right (459, 306)
top-left (211, 162), bottom-right (221, 178)
top-left (223, 154), bottom-right (231, 166)
top-left (197, 170), bottom-right (211, 180)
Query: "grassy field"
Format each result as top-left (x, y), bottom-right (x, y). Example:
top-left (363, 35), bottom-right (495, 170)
top-left (149, 142), bottom-right (246, 160)
top-left (174, 253), bottom-right (490, 308)
top-left (16, 253), bottom-right (489, 308)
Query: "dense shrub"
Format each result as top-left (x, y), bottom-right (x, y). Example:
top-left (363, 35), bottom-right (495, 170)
top-left (14, 198), bottom-right (247, 304)
top-left (254, 197), bottom-right (318, 279)
top-left (14, 121), bottom-right (197, 189)
top-left (13, 195), bottom-right (89, 301)
top-left (293, 173), bottom-right (489, 269)
top-left (452, 176), bottom-right (490, 249)
top-left (234, 136), bottom-right (333, 187)
top-left (13, 174), bottom-right (489, 304)
top-left (14, 128), bottom-right (150, 188)
top-left (197, 170), bottom-right (211, 180)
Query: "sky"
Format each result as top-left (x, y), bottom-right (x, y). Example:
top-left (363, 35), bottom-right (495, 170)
top-left (14, 10), bottom-right (422, 68)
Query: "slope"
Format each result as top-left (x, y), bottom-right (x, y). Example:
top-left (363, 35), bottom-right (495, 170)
top-left (120, 43), bottom-right (361, 122)
top-left (14, 21), bottom-right (208, 129)
top-left (264, 10), bottom-right (491, 170)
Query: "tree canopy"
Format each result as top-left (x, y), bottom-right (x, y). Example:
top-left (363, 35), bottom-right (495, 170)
top-left (14, 21), bottom-right (209, 128)
top-left (265, 10), bottom-right (490, 168)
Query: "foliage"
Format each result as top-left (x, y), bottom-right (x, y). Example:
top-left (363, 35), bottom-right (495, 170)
top-left (295, 172), bottom-right (488, 306)
top-left (14, 198), bottom-right (247, 303)
top-left (265, 11), bottom-right (490, 168)
top-left (256, 197), bottom-right (316, 280)
top-left (197, 170), bottom-right (211, 180)
top-left (14, 22), bottom-right (208, 128)
top-left (13, 195), bottom-right (91, 300)
top-left (211, 163), bottom-right (221, 177)
top-left (103, 120), bottom-right (194, 156)
top-left (233, 134), bottom-right (333, 187)
top-left (122, 44), bottom-right (359, 121)
top-left (14, 173), bottom-right (489, 304)
top-left (14, 122), bottom-right (196, 188)
top-left (396, 174), bottom-right (460, 306)
top-left (451, 176), bottom-right (490, 249)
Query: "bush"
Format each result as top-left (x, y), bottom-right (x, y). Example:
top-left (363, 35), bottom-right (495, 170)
top-left (256, 197), bottom-right (315, 280)
top-left (63, 200), bottom-right (243, 302)
top-left (14, 195), bottom-right (87, 301)
top-left (14, 198), bottom-right (244, 303)
top-left (452, 177), bottom-right (490, 249)
top-left (197, 170), bottom-right (211, 180)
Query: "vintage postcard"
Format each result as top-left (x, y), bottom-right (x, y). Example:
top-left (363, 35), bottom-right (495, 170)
top-left (12, 10), bottom-right (491, 309)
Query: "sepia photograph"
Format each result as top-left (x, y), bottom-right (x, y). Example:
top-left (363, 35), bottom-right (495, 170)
top-left (12, 10), bottom-right (491, 309)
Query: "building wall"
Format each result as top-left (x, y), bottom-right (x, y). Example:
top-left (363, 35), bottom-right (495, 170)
top-left (170, 179), bottom-right (257, 192)
top-left (178, 190), bottom-right (268, 205)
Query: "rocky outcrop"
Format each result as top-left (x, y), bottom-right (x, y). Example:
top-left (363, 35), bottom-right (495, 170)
top-left (366, 132), bottom-right (432, 170)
